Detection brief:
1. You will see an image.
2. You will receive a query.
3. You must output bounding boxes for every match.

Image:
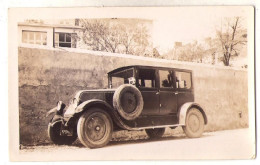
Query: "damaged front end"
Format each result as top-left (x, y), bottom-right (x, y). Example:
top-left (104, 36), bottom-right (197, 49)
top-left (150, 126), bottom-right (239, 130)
top-left (46, 101), bottom-right (78, 145)
top-left (46, 101), bottom-right (66, 121)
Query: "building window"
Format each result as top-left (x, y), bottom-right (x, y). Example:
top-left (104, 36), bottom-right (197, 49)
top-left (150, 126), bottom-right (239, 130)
top-left (22, 31), bottom-right (47, 45)
top-left (55, 33), bottom-right (76, 48)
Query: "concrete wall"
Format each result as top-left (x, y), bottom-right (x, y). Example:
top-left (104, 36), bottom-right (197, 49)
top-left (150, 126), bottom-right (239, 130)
top-left (18, 46), bottom-right (248, 145)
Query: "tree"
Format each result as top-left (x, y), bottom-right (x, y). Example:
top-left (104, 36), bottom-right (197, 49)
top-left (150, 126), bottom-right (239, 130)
top-left (79, 19), bottom-right (151, 56)
top-left (204, 37), bottom-right (218, 65)
top-left (178, 40), bottom-right (206, 63)
top-left (153, 48), bottom-right (160, 58)
top-left (216, 17), bottom-right (247, 66)
top-left (80, 19), bottom-right (121, 53)
top-left (120, 24), bottom-right (150, 56)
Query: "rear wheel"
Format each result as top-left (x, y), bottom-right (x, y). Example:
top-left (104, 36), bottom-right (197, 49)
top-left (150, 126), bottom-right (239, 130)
top-left (77, 108), bottom-right (113, 148)
top-left (48, 121), bottom-right (77, 145)
top-left (182, 108), bottom-right (204, 138)
top-left (145, 128), bottom-right (165, 139)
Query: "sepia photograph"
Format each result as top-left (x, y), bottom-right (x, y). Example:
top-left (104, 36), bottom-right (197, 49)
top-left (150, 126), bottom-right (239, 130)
top-left (8, 6), bottom-right (255, 161)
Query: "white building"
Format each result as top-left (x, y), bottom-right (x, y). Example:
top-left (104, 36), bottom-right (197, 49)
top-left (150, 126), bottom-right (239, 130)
top-left (18, 18), bottom-right (154, 57)
top-left (18, 20), bottom-right (83, 48)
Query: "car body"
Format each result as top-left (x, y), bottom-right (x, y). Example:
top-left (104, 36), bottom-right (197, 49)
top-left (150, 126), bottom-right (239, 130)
top-left (46, 65), bottom-right (207, 148)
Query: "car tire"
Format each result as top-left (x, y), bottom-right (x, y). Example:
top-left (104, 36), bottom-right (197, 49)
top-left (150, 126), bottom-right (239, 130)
top-left (113, 84), bottom-right (144, 120)
top-left (77, 108), bottom-right (113, 148)
top-left (48, 121), bottom-right (77, 145)
top-left (145, 128), bottom-right (165, 139)
top-left (182, 108), bottom-right (205, 138)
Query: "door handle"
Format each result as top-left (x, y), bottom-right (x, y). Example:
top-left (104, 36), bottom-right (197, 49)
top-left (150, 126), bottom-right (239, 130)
top-left (156, 92), bottom-right (159, 95)
top-left (174, 92), bottom-right (178, 95)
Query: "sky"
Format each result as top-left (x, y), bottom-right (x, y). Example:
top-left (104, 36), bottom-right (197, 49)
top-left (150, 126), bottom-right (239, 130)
top-left (149, 7), bottom-right (252, 54)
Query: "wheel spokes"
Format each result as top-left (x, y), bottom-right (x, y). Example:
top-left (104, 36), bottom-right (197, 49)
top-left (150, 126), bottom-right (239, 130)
top-left (85, 115), bottom-right (106, 141)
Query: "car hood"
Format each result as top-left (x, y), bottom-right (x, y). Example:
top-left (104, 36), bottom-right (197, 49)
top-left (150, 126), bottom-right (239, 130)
top-left (75, 88), bottom-right (116, 104)
top-left (64, 89), bottom-right (116, 117)
top-left (75, 89), bottom-right (115, 98)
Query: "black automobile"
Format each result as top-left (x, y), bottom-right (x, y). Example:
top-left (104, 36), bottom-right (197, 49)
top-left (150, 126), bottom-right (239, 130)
top-left (46, 65), bottom-right (207, 148)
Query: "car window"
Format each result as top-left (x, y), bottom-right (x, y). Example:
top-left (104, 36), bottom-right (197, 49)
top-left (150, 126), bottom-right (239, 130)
top-left (175, 71), bottom-right (191, 89)
top-left (138, 79), bottom-right (154, 88)
top-left (159, 70), bottom-right (174, 88)
top-left (137, 69), bottom-right (156, 88)
top-left (110, 68), bottom-right (134, 88)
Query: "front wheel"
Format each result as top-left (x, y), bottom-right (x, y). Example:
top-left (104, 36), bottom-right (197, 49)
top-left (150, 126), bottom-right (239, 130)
top-left (77, 108), bottom-right (113, 148)
top-left (145, 128), bottom-right (165, 139)
top-left (182, 108), bottom-right (205, 138)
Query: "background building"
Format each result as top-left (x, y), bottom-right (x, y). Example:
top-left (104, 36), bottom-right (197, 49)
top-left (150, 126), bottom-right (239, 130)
top-left (18, 19), bottom-right (83, 48)
top-left (18, 18), bottom-right (154, 57)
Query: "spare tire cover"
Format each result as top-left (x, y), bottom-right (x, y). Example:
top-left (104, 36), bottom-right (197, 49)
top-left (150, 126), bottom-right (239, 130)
top-left (113, 84), bottom-right (144, 120)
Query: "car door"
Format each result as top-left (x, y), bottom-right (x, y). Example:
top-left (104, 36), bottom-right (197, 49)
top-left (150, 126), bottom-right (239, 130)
top-left (137, 68), bottom-right (160, 115)
top-left (174, 70), bottom-right (194, 110)
top-left (158, 69), bottom-right (178, 115)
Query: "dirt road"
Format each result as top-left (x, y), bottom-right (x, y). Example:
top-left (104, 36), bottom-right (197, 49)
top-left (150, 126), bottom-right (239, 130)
top-left (18, 128), bottom-right (255, 160)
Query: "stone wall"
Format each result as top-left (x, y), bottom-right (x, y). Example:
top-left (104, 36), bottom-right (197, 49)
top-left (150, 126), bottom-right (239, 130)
top-left (18, 46), bottom-right (248, 145)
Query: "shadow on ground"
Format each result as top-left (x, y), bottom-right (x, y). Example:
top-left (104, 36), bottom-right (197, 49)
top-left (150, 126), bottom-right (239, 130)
top-left (20, 133), bottom-right (212, 150)
top-left (72, 133), bottom-right (211, 148)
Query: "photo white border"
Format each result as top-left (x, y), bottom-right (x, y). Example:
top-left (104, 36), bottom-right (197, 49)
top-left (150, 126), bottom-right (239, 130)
top-left (1, 0), bottom-right (259, 164)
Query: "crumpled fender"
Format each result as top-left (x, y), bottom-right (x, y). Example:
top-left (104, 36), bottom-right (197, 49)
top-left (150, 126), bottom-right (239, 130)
top-left (46, 107), bottom-right (57, 117)
top-left (49, 118), bottom-right (63, 127)
top-left (75, 99), bottom-right (114, 114)
top-left (46, 101), bottom-right (66, 117)
top-left (178, 102), bottom-right (208, 125)
top-left (74, 99), bottom-right (139, 131)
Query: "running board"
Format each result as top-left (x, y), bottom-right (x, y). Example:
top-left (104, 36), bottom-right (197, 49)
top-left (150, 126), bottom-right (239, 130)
top-left (127, 124), bottom-right (185, 131)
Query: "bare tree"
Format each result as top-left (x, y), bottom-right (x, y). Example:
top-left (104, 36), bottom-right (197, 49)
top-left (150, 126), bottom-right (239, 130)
top-left (204, 37), bottom-right (218, 65)
top-left (130, 24), bottom-right (150, 56)
top-left (80, 19), bottom-right (151, 56)
top-left (120, 26), bottom-right (135, 54)
top-left (216, 17), bottom-right (247, 66)
top-left (153, 48), bottom-right (160, 58)
top-left (80, 19), bottom-right (121, 53)
top-left (177, 40), bottom-right (206, 63)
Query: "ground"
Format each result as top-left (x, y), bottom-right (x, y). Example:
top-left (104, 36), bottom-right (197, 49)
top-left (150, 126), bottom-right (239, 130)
top-left (18, 128), bottom-right (254, 161)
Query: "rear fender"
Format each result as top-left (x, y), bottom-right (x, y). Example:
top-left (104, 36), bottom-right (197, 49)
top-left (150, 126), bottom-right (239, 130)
top-left (178, 102), bottom-right (208, 125)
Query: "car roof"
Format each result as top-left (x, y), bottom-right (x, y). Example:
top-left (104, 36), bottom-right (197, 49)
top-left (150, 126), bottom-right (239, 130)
top-left (107, 65), bottom-right (192, 75)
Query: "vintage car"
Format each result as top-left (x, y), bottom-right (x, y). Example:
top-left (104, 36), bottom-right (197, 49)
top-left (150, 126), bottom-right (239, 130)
top-left (46, 65), bottom-right (207, 148)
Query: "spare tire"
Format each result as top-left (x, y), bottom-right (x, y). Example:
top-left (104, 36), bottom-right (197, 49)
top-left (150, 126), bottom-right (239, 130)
top-left (113, 84), bottom-right (144, 120)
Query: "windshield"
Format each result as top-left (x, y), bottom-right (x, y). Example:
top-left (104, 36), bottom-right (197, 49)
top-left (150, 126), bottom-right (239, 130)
top-left (109, 68), bottom-right (134, 88)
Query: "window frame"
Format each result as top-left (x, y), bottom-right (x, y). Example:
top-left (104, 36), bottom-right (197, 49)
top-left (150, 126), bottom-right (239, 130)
top-left (136, 68), bottom-right (157, 90)
top-left (55, 32), bottom-right (76, 48)
top-left (158, 69), bottom-right (175, 89)
top-left (108, 68), bottom-right (135, 89)
top-left (22, 30), bottom-right (47, 46)
top-left (174, 69), bottom-right (193, 91)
